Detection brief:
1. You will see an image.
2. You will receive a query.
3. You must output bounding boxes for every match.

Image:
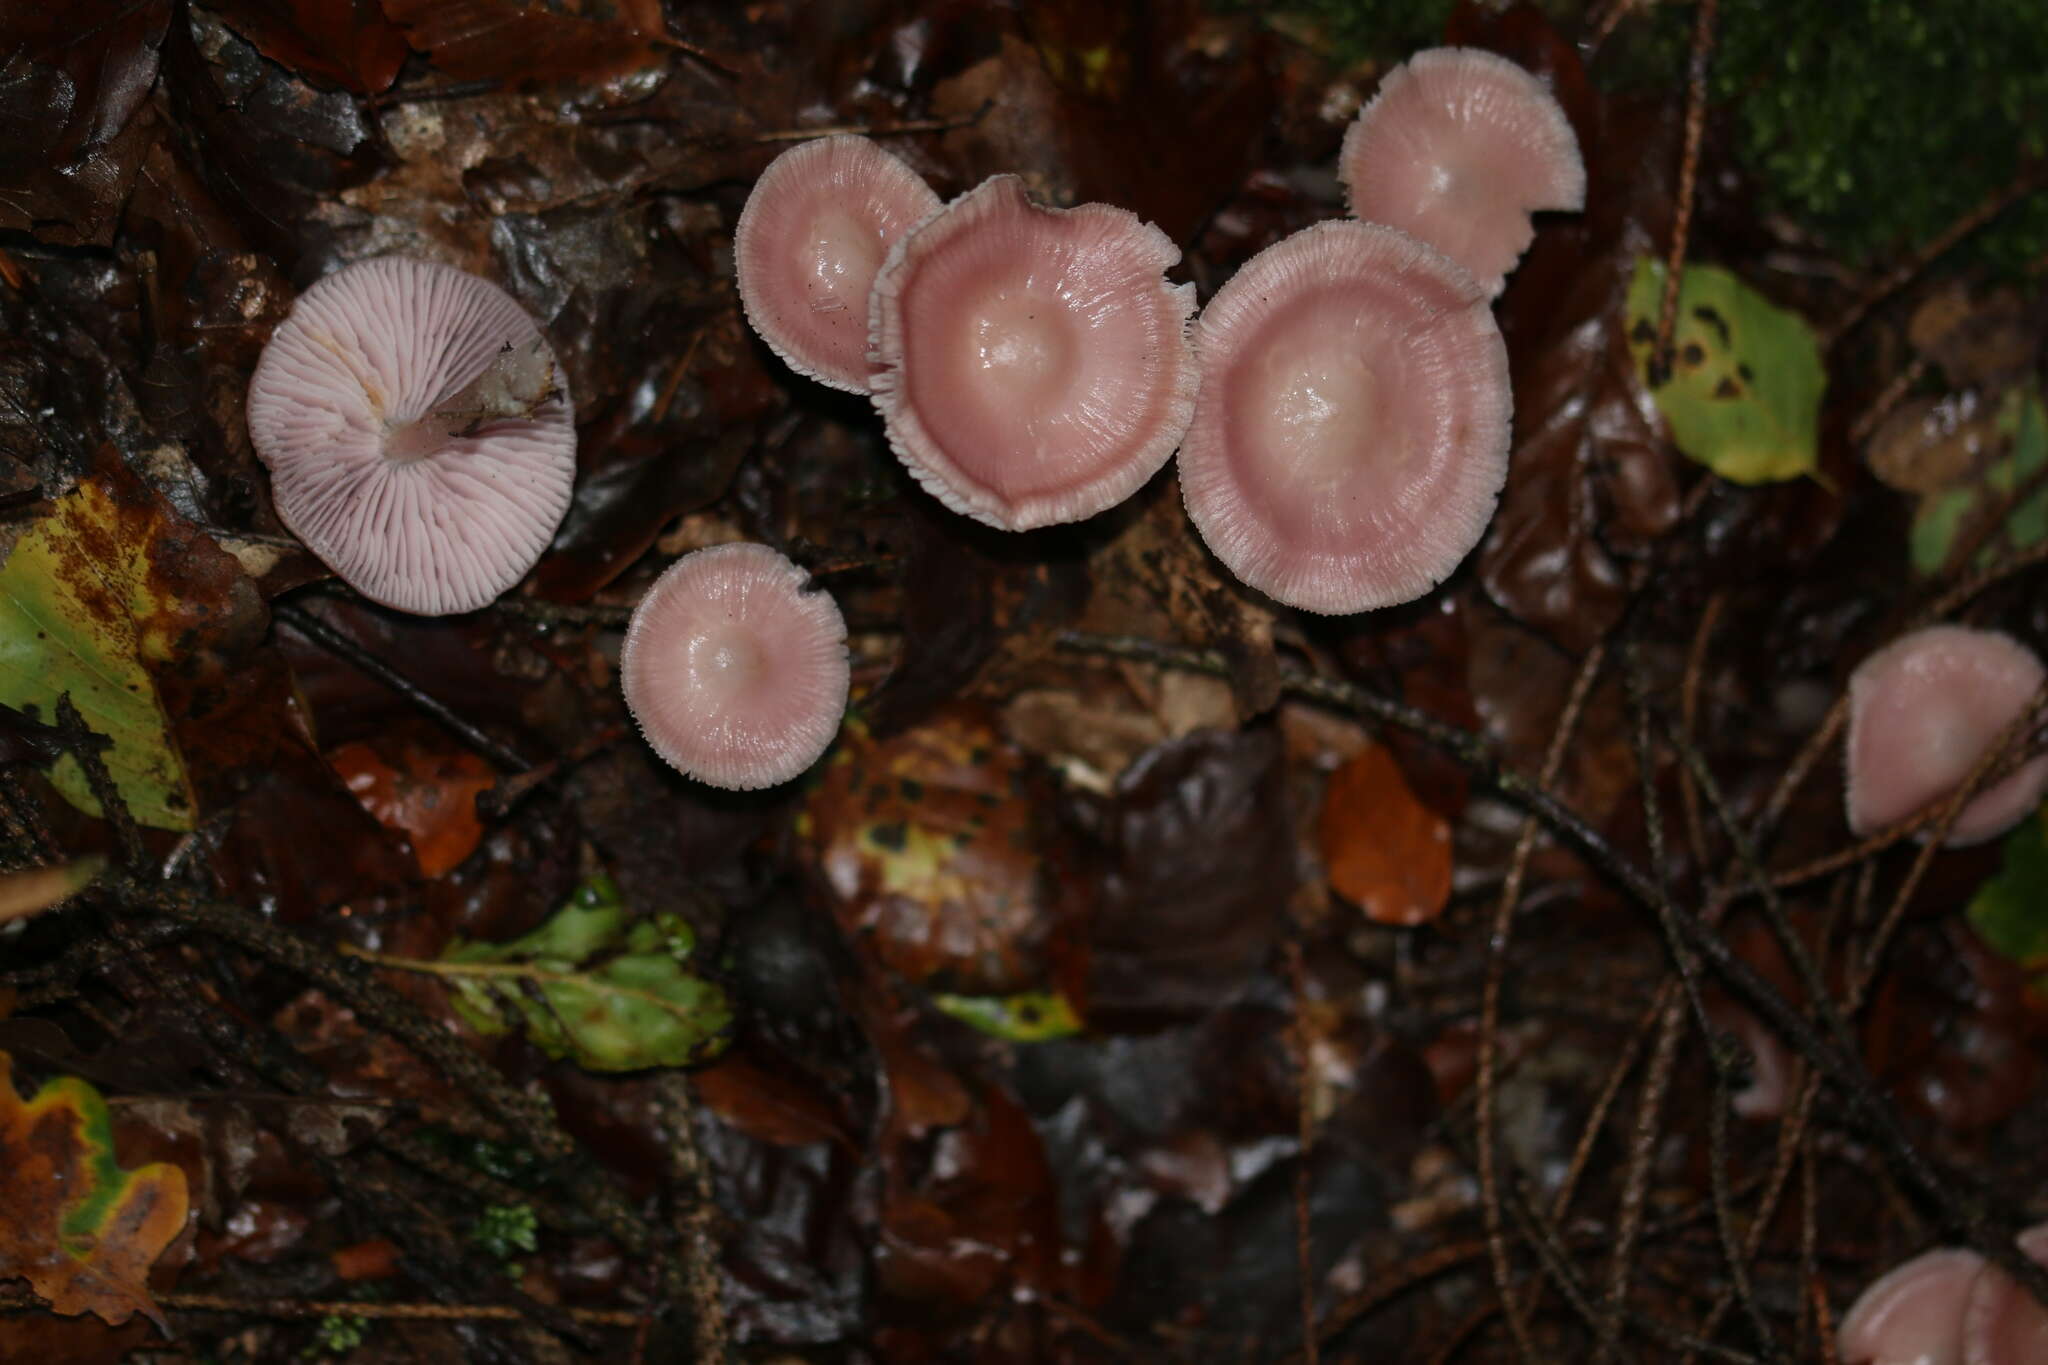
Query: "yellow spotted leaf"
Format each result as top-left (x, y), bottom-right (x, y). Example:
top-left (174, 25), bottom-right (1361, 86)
top-left (0, 1049), bottom-right (189, 1332)
top-left (0, 480), bottom-right (197, 829)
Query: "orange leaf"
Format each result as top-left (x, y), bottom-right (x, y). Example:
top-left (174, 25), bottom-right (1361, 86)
top-left (330, 739), bottom-right (493, 879)
top-left (0, 1051), bottom-right (189, 1332)
top-left (1318, 743), bottom-right (1452, 926)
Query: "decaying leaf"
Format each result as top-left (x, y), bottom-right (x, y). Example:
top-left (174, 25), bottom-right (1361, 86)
top-left (1911, 381), bottom-right (2048, 575)
top-left (0, 1050), bottom-right (189, 1332)
top-left (330, 738), bottom-right (495, 879)
top-left (1626, 258), bottom-right (1827, 486)
top-left (1967, 804), bottom-right (2048, 995)
top-left (381, 0), bottom-right (672, 86)
top-left (1318, 742), bottom-right (1452, 927)
top-left (0, 479), bottom-right (198, 830)
top-left (0, 857), bottom-right (105, 927)
top-left (931, 990), bottom-right (1083, 1042)
top-left (361, 874), bottom-right (731, 1071)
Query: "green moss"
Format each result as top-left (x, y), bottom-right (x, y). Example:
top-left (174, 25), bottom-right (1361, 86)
top-left (1649, 0), bottom-right (2048, 269)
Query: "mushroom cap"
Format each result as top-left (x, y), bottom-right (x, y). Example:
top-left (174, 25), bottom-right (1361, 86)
top-left (620, 543), bottom-right (849, 791)
top-left (1845, 625), bottom-right (2048, 846)
top-left (1962, 1223), bottom-right (2048, 1365)
top-left (734, 135), bottom-right (942, 393)
top-left (1839, 1247), bottom-right (1985, 1365)
top-left (247, 257), bottom-right (576, 616)
top-left (869, 174), bottom-right (1198, 531)
top-left (1338, 46), bottom-right (1585, 296)
top-left (1177, 220), bottom-right (1511, 615)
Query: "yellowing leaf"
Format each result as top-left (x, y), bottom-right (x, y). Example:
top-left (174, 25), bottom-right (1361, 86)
top-left (0, 1049), bottom-right (189, 1332)
top-left (1626, 259), bottom-right (1827, 486)
top-left (1318, 743), bottom-right (1452, 927)
top-left (0, 857), bottom-right (106, 926)
top-left (0, 481), bottom-right (196, 829)
top-left (931, 990), bottom-right (1083, 1042)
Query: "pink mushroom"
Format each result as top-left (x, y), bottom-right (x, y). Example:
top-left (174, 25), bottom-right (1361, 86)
top-left (620, 543), bottom-right (849, 790)
top-left (1177, 220), bottom-right (1510, 614)
top-left (1337, 47), bottom-right (1585, 296)
top-left (247, 257), bottom-right (576, 616)
top-left (734, 135), bottom-right (941, 393)
top-left (1840, 1247), bottom-right (1985, 1365)
top-left (868, 174), bottom-right (1198, 531)
top-left (1963, 1224), bottom-right (2048, 1365)
top-left (1845, 625), bottom-right (2048, 846)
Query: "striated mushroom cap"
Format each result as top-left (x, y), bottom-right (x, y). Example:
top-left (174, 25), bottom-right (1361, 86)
top-left (1845, 625), bottom-right (2048, 846)
top-left (1840, 1247), bottom-right (1985, 1365)
top-left (247, 257), bottom-right (576, 616)
top-left (1178, 220), bottom-right (1510, 615)
top-left (735, 135), bottom-right (942, 393)
top-left (620, 543), bottom-right (849, 791)
top-left (869, 174), bottom-right (1198, 531)
top-left (1338, 47), bottom-right (1584, 296)
top-left (1963, 1224), bottom-right (2048, 1365)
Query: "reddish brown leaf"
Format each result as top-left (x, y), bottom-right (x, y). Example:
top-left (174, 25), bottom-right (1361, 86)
top-left (206, 0), bottom-right (409, 94)
top-left (1318, 743), bottom-right (1452, 927)
top-left (330, 737), bottom-right (494, 879)
top-left (0, 1051), bottom-right (189, 1331)
top-left (381, 0), bottom-right (670, 86)
top-left (331, 1238), bottom-right (399, 1281)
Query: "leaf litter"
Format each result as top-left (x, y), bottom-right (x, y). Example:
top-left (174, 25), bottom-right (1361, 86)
top-left (1, 0), bottom-right (2047, 1361)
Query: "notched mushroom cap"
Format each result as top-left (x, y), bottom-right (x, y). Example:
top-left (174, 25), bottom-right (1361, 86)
top-left (1338, 46), bottom-right (1585, 296)
top-left (1178, 220), bottom-right (1510, 615)
top-left (869, 174), bottom-right (1198, 531)
top-left (620, 543), bottom-right (850, 791)
top-left (1839, 1247), bottom-right (1984, 1365)
top-left (1845, 624), bottom-right (2048, 846)
top-left (735, 135), bottom-right (942, 393)
top-left (246, 256), bottom-right (576, 616)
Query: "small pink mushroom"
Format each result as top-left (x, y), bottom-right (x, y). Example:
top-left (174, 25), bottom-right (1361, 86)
top-left (869, 174), bottom-right (1198, 531)
top-left (1845, 625), bottom-right (2048, 846)
top-left (620, 543), bottom-right (849, 791)
top-left (1839, 1247), bottom-right (1985, 1365)
top-left (1177, 220), bottom-right (1510, 614)
top-left (1963, 1224), bottom-right (2048, 1365)
top-left (247, 257), bottom-right (576, 616)
top-left (1337, 47), bottom-right (1585, 296)
top-left (735, 135), bottom-right (941, 393)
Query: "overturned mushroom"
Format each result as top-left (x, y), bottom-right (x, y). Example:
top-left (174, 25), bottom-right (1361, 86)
top-left (246, 256), bottom-right (576, 616)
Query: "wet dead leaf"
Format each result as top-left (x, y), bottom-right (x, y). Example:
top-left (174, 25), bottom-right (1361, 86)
top-left (0, 1050), bottom-right (189, 1331)
top-left (207, 0), bottom-right (408, 94)
top-left (330, 737), bottom-right (495, 878)
top-left (382, 0), bottom-right (672, 87)
top-left (1317, 743), bottom-right (1452, 927)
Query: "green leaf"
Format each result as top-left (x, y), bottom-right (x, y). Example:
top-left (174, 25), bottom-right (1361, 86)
top-left (931, 990), bottom-right (1083, 1042)
top-left (362, 873), bottom-right (731, 1072)
top-left (0, 481), bottom-right (196, 829)
top-left (1626, 258), bottom-right (1828, 486)
top-left (1967, 805), bottom-right (2048, 971)
top-left (1911, 383), bottom-right (2048, 575)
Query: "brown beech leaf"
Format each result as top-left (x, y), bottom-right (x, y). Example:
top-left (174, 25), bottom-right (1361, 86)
top-left (0, 1051), bottom-right (189, 1332)
top-left (381, 0), bottom-right (670, 86)
top-left (1318, 743), bottom-right (1452, 927)
top-left (206, 0), bottom-right (409, 94)
top-left (329, 737), bottom-right (494, 879)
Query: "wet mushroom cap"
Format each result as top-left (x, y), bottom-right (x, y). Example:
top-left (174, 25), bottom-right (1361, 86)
top-left (869, 174), bottom-right (1198, 531)
top-left (1845, 624), bottom-right (2048, 846)
top-left (620, 543), bottom-right (850, 791)
top-left (1178, 220), bottom-right (1511, 615)
top-left (735, 135), bottom-right (942, 393)
top-left (1338, 46), bottom-right (1585, 295)
top-left (1839, 1247), bottom-right (1985, 1365)
top-left (1962, 1223), bottom-right (2048, 1365)
top-left (246, 256), bottom-right (575, 616)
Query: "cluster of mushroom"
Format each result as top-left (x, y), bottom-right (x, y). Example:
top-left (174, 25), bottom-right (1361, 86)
top-left (735, 47), bottom-right (1584, 614)
top-left (1840, 1225), bottom-right (2048, 1364)
top-left (245, 48), bottom-right (1585, 793)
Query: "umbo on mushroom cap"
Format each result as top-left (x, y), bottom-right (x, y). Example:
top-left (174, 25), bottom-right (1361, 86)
top-left (620, 543), bottom-right (850, 791)
top-left (1178, 220), bottom-right (1511, 615)
top-left (246, 256), bottom-right (576, 616)
top-left (1844, 624), bottom-right (2048, 846)
top-left (1338, 46), bottom-right (1585, 296)
top-left (735, 134), bottom-right (941, 393)
top-left (1839, 1247), bottom-right (1985, 1365)
top-left (869, 174), bottom-right (1198, 531)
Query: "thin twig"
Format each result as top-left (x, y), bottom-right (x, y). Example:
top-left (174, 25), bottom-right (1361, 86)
top-left (1650, 0), bottom-right (1719, 383)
